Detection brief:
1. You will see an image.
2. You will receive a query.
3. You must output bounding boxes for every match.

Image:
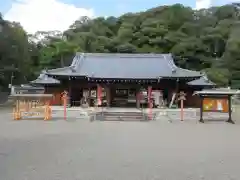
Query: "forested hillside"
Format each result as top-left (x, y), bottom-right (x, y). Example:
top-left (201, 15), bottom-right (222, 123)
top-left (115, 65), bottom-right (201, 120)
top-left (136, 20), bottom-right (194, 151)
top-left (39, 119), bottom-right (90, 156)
top-left (1, 3), bottom-right (240, 90)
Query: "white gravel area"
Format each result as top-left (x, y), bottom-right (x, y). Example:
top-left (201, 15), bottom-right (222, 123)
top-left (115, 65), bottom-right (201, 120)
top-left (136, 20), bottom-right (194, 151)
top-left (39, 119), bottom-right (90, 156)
top-left (1, 109), bottom-right (240, 180)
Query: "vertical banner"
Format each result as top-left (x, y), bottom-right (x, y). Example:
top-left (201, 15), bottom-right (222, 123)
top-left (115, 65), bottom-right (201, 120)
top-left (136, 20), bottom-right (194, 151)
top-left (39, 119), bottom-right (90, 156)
top-left (97, 84), bottom-right (102, 106)
top-left (148, 86), bottom-right (152, 119)
top-left (148, 86), bottom-right (152, 108)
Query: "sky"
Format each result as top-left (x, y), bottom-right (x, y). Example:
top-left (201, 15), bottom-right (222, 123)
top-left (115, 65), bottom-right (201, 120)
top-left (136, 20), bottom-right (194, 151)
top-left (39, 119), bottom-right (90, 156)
top-left (0, 0), bottom-right (237, 33)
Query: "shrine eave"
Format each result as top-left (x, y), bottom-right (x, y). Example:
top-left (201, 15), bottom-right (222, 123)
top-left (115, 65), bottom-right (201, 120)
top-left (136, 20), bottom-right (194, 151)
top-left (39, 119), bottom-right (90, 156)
top-left (194, 88), bottom-right (240, 96)
top-left (48, 74), bottom-right (199, 81)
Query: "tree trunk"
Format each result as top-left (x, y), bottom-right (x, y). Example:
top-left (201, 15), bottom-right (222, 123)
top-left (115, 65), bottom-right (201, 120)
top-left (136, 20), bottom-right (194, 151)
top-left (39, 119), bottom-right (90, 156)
top-left (60, 55), bottom-right (64, 67)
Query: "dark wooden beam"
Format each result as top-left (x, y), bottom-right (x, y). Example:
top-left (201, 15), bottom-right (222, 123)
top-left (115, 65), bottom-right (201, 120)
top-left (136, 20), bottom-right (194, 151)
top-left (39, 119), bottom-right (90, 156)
top-left (199, 95), bottom-right (204, 123)
top-left (226, 95), bottom-right (234, 124)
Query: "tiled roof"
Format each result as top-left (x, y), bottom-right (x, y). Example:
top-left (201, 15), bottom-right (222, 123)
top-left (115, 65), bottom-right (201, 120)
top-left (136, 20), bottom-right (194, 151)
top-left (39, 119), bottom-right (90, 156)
top-left (187, 76), bottom-right (216, 86)
top-left (46, 53), bottom-right (202, 79)
top-left (30, 71), bottom-right (60, 84)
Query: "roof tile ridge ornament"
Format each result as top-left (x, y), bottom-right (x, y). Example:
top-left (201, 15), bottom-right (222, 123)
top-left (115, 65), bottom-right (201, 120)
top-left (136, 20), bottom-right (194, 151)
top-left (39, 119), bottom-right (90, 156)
top-left (203, 75), bottom-right (209, 82)
top-left (43, 74), bottom-right (49, 81)
top-left (39, 68), bottom-right (49, 79)
top-left (164, 54), bottom-right (177, 73)
top-left (38, 74), bottom-right (44, 80)
top-left (70, 52), bottom-right (84, 72)
top-left (69, 66), bottom-right (75, 72)
top-left (38, 69), bottom-right (47, 79)
top-left (77, 52), bottom-right (85, 72)
top-left (70, 53), bottom-right (79, 68)
top-left (200, 71), bottom-right (210, 82)
top-left (42, 69), bottom-right (47, 74)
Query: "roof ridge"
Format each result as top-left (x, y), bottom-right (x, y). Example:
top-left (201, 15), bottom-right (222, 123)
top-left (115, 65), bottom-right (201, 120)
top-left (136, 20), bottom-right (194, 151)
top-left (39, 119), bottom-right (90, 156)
top-left (47, 67), bottom-right (70, 72)
top-left (76, 52), bottom-right (171, 58)
top-left (177, 66), bottom-right (202, 74)
top-left (70, 53), bottom-right (82, 70)
top-left (77, 53), bottom-right (85, 72)
top-left (164, 54), bottom-right (177, 72)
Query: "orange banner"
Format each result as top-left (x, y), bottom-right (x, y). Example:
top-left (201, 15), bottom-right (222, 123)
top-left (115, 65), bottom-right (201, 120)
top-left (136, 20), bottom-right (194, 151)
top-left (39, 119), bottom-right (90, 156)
top-left (203, 98), bottom-right (229, 113)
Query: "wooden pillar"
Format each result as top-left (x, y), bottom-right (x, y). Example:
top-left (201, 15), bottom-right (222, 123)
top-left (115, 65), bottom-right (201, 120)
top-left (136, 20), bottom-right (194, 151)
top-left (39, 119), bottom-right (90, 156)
top-left (176, 78), bottom-right (179, 93)
top-left (88, 88), bottom-right (91, 106)
top-left (105, 86), bottom-right (111, 107)
top-left (199, 96), bottom-right (204, 123)
top-left (154, 89), bottom-right (163, 107)
top-left (227, 95), bottom-right (234, 124)
top-left (68, 82), bottom-right (72, 107)
top-left (136, 88), bottom-right (141, 109)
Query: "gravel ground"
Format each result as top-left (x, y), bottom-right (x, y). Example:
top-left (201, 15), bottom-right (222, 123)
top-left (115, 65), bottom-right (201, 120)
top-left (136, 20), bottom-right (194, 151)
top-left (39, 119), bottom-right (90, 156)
top-left (1, 108), bottom-right (240, 180)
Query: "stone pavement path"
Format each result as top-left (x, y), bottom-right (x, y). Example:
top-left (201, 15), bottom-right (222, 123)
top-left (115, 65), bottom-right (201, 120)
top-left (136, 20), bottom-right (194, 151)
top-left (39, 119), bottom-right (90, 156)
top-left (1, 108), bottom-right (240, 180)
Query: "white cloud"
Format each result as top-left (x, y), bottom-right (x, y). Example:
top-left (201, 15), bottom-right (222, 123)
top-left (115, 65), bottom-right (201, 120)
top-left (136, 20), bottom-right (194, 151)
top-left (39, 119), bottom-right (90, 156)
top-left (196, 0), bottom-right (212, 10)
top-left (4, 0), bottom-right (94, 33)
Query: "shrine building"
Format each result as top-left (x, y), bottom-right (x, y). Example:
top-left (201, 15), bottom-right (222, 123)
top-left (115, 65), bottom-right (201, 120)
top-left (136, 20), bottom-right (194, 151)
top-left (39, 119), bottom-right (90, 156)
top-left (30, 53), bottom-right (215, 108)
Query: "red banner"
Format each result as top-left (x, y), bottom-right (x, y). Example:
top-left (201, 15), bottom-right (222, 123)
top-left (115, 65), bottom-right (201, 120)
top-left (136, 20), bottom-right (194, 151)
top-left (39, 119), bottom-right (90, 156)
top-left (148, 86), bottom-right (152, 120)
top-left (148, 86), bottom-right (152, 108)
top-left (97, 85), bottom-right (102, 106)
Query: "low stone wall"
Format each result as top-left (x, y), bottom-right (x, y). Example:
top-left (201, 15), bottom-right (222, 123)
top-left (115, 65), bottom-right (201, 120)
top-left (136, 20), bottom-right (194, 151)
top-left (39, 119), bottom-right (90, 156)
top-left (46, 107), bottom-right (232, 122)
top-left (151, 108), bottom-right (229, 122)
top-left (154, 109), bottom-right (198, 122)
top-left (51, 106), bottom-right (91, 120)
top-left (232, 105), bottom-right (240, 124)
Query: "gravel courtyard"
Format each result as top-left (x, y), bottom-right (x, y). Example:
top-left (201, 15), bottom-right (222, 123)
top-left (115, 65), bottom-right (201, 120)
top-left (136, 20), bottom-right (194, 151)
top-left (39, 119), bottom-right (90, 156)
top-left (1, 109), bottom-right (240, 180)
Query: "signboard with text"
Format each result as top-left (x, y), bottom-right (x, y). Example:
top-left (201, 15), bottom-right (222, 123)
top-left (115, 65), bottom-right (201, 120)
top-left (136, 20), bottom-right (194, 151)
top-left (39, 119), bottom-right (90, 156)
top-left (202, 98), bottom-right (229, 113)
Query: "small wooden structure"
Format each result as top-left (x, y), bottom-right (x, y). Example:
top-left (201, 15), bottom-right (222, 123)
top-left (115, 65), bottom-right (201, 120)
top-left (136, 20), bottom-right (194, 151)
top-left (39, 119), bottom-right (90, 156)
top-left (11, 84), bottom-right (45, 95)
top-left (178, 91), bottom-right (186, 121)
top-left (11, 94), bottom-right (53, 120)
top-left (194, 88), bottom-right (240, 124)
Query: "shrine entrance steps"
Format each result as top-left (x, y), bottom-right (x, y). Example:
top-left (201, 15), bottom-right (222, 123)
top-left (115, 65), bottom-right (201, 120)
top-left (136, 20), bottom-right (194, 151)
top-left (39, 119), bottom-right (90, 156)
top-left (91, 108), bottom-right (155, 121)
top-left (93, 111), bottom-right (152, 121)
top-left (52, 106), bottom-right (225, 122)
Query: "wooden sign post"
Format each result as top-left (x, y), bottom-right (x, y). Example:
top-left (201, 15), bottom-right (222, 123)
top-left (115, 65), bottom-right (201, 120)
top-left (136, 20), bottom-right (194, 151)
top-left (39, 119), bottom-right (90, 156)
top-left (193, 89), bottom-right (238, 124)
top-left (178, 91), bottom-right (186, 121)
top-left (61, 91), bottom-right (68, 120)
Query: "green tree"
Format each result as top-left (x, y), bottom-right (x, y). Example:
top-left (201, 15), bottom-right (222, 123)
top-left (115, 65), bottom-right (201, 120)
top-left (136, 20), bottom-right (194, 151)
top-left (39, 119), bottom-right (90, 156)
top-left (2, 3), bottom-right (240, 89)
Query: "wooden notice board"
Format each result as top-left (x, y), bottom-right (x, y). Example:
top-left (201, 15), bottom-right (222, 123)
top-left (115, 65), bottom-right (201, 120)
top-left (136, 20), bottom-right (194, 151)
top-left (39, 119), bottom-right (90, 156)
top-left (202, 98), bottom-right (229, 113)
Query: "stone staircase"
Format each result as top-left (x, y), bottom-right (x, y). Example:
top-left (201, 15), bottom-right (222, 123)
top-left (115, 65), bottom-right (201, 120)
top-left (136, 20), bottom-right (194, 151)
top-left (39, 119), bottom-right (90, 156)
top-left (93, 111), bottom-right (152, 121)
